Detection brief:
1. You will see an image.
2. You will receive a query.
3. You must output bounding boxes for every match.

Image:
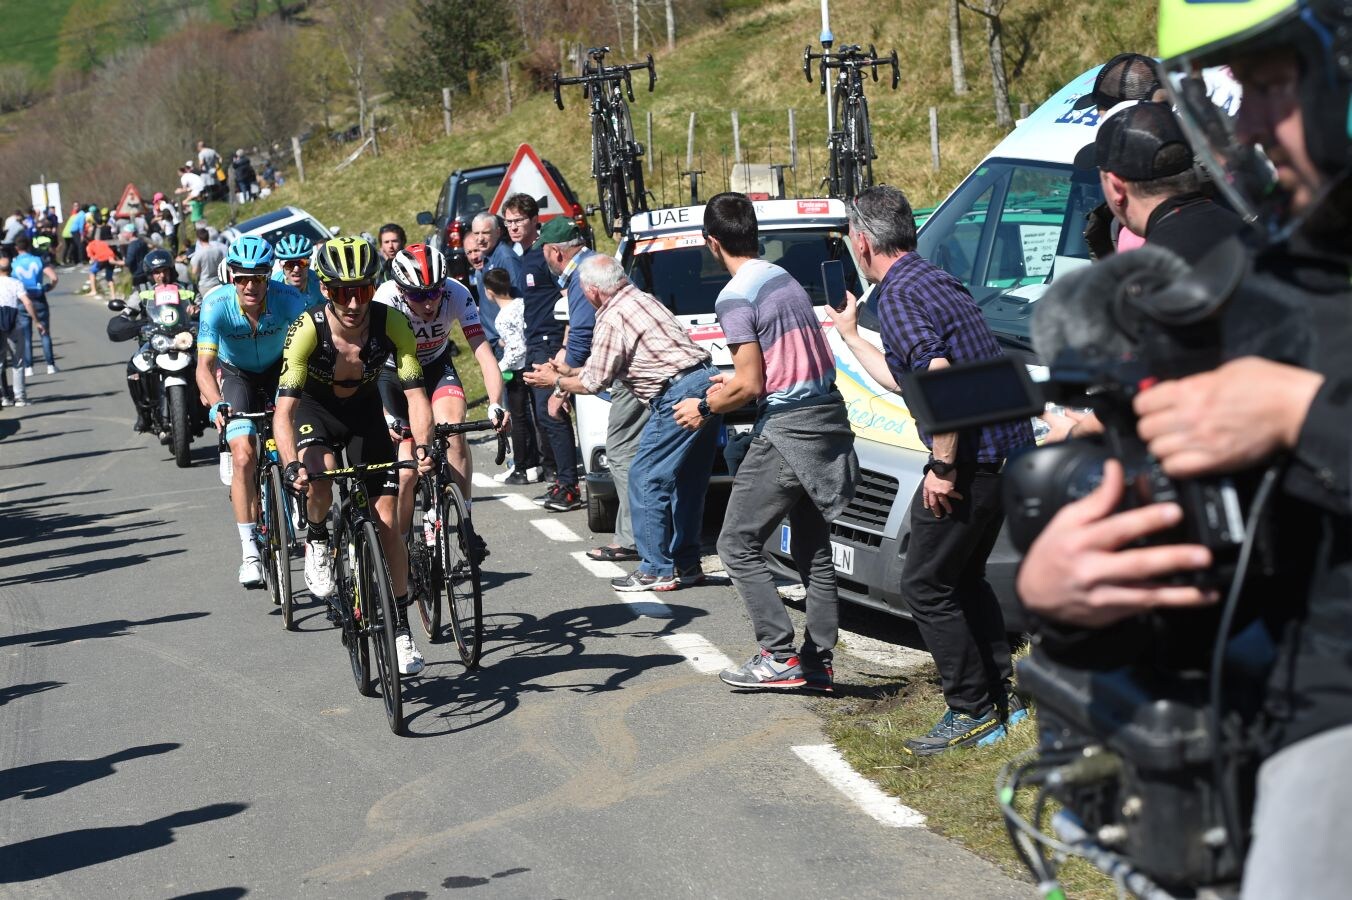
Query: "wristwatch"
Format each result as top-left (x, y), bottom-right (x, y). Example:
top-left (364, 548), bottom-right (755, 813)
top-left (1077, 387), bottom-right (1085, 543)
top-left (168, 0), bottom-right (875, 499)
top-left (927, 460), bottom-right (956, 476)
top-left (553, 375), bottom-right (568, 399)
top-left (697, 398), bottom-right (711, 419)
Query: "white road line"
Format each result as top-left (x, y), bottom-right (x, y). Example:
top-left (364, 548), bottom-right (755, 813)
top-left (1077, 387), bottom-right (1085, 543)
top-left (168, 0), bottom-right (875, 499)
top-left (617, 593), bottom-right (675, 619)
top-left (530, 518), bottom-right (582, 542)
top-left (791, 744), bottom-right (926, 828)
top-left (659, 633), bottom-right (734, 674)
top-left (470, 472), bottom-right (497, 489)
top-left (484, 492), bottom-right (537, 511)
top-left (568, 551), bottom-right (628, 579)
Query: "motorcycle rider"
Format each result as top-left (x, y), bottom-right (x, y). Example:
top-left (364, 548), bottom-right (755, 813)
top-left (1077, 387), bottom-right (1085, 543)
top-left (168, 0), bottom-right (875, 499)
top-left (117, 249), bottom-right (199, 435)
top-left (1017, 2), bottom-right (1352, 895)
top-left (195, 235), bottom-right (308, 588)
top-left (271, 232), bottom-right (324, 307)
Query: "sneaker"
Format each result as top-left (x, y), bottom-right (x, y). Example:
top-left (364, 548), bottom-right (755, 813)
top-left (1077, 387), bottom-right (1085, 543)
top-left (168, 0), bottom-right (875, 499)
top-left (46, 364), bottom-right (58, 375)
top-left (719, 649), bottom-right (808, 690)
top-left (543, 484), bottom-right (584, 512)
top-left (610, 570), bottom-right (677, 592)
top-left (903, 708), bottom-right (1007, 757)
top-left (13, 398), bottom-right (29, 407)
top-left (0, 396), bottom-right (8, 407)
top-left (675, 565), bottom-right (706, 588)
top-left (238, 557), bottom-right (266, 588)
top-left (503, 466), bottom-right (543, 485)
top-left (533, 483), bottom-right (563, 505)
top-left (23, 366), bottom-right (33, 377)
top-left (801, 659), bottom-right (835, 693)
top-left (1004, 692), bottom-right (1030, 728)
top-left (395, 629), bottom-right (425, 676)
top-left (304, 539), bottom-right (336, 598)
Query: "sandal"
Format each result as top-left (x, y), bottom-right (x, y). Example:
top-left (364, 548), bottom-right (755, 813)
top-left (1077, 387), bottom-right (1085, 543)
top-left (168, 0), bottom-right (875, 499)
top-left (587, 545), bottom-right (639, 562)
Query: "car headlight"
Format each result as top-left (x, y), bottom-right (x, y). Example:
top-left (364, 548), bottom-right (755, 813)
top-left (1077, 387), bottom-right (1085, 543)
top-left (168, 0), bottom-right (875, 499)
top-left (150, 333), bottom-right (172, 352)
top-left (172, 331), bottom-right (194, 351)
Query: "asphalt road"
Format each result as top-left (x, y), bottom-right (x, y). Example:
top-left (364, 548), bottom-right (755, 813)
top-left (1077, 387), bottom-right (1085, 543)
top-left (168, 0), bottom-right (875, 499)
top-left (0, 279), bottom-right (1028, 898)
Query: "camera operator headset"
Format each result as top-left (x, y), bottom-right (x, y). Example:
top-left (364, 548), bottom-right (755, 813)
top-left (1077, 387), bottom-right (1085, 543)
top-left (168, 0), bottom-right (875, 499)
top-left (1018, 1), bottom-right (1352, 895)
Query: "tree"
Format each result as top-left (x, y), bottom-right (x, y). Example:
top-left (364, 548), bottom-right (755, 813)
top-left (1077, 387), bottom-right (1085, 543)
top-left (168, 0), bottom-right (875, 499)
top-left (961, 0), bottom-right (1012, 127)
top-left (948, 0), bottom-right (967, 95)
top-left (384, 0), bottom-right (519, 104)
top-left (324, 0), bottom-right (390, 136)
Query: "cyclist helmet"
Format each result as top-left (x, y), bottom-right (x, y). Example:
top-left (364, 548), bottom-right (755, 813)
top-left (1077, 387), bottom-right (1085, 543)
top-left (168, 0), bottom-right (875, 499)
top-left (143, 249), bottom-right (175, 274)
top-left (226, 234), bottom-right (274, 273)
top-left (390, 243), bottom-right (446, 290)
top-left (314, 236), bottom-right (378, 285)
top-left (273, 232), bottom-right (313, 261)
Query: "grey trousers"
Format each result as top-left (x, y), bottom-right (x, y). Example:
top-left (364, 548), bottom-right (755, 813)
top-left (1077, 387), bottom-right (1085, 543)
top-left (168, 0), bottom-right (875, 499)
top-left (1242, 722), bottom-right (1352, 898)
top-left (606, 383), bottom-right (650, 548)
top-left (717, 436), bottom-right (838, 663)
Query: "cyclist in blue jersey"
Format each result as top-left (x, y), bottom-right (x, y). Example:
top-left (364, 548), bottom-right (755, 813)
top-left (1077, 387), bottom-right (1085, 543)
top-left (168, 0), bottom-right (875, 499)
top-left (196, 235), bottom-right (309, 587)
top-left (271, 232), bottom-right (325, 307)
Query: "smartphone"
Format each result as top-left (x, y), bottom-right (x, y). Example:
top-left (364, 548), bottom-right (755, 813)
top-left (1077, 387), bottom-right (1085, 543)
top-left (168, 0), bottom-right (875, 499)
top-left (900, 356), bottom-right (1045, 434)
top-left (821, 259), bottom-right (848, 312)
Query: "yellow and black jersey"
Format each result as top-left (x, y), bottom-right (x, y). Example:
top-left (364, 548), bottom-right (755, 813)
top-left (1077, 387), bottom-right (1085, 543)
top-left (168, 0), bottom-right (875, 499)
top-left (277, 303), bottom-right (423, 407)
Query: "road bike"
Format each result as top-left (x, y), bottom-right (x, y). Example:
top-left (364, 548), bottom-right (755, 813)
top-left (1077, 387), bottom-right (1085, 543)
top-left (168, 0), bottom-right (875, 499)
top-left (406, 420), bottom-right (501, 670)
top-left (299, 456), bottom-right (417, 735)
top-left (553, 46), bottom-right (656, 238)
top-left (223, 409), bottom-right (299, 628)
top-left (803, 43), bottom-right (899, 201)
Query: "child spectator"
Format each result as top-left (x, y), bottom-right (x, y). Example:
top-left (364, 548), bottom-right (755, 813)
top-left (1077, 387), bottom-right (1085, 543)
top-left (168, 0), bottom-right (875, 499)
top-left (483, 266), bottom-right (538, 483)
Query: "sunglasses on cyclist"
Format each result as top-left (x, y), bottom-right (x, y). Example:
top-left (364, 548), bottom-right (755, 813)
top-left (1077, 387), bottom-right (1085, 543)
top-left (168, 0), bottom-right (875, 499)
top-left (401, 285), bottom-right (443, 303)
top-left (281, 258), bottom-right (310, 269)
top-left (328, 283), bottom-right (376, 304)
top-left (232, 272), bottom-right (268, 286)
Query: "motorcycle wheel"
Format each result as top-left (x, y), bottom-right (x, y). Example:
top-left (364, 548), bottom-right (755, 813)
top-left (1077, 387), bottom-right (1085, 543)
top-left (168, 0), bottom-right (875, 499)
top-left (168, 384), bottom-right (191, 468)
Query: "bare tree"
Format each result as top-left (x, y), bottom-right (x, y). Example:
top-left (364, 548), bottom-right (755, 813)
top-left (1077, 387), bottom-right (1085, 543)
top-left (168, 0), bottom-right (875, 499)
top-left (325, 0), bottom-right (387, 138)
top-left (948, 0), bottom-right (967, 95)
top-left (633, 0), bottom-right (640, 53)
top-left (961, 0), bottom-right (1012, 127)
top-left (0, 64), bottom-right (41, 114)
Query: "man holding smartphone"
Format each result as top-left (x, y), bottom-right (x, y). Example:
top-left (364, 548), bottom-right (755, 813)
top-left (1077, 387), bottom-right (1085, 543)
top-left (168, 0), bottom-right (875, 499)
top-left (836, 185), bottom-right (1033, 755)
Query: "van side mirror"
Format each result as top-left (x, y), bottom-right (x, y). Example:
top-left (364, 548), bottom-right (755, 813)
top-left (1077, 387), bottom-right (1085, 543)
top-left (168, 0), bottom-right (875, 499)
top-left (416, 211), bottom-right (434, 226)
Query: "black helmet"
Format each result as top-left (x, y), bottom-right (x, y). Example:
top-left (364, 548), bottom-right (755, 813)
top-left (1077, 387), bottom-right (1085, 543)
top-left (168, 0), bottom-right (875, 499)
top-left (143, 249), bottom-right (175, 274)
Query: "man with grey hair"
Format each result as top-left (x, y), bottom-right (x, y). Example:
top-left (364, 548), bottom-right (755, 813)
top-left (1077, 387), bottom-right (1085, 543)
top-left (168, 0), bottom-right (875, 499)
top-left (469, 211), bottom-right (524, 347)
top-left (830, 184), bottom-right (1032, 754)
top-left (527, 253), bottom-right (721, 591)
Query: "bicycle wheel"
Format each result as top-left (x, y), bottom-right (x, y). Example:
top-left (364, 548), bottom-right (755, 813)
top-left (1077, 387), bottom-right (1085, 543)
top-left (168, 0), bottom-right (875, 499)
top-left (850, 99), bottom-right (875, 195)
top-left (615, 102), bottom-right (647, 214)
top-left (266, 466), bottom-right (295, 629)
top-left (254, 461), bottom-right (277, 602)
top-left (359, 520), bottom-right (403, 734)
top-left (440, 483), bottom-right (484, 669)
top-left (337, 517), bottom-right (373, 697)
top-left (408, 475), bottom-right (443, 642)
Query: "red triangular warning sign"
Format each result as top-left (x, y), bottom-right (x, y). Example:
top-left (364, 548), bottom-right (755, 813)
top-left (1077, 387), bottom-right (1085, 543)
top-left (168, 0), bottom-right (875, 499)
top-left (489, 144), bottom-right (576, 222)
top-left (115, 183), bottom-right (144, 219)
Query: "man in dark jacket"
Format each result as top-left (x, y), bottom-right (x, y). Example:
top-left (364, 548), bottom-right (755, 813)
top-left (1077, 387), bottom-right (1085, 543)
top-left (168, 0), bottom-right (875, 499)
top-left (231, 150), bottom-right (257, 204)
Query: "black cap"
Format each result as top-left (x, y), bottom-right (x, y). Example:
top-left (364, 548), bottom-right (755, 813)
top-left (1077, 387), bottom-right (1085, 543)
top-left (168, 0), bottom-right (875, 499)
top-left (1094, 102), bottom-right (1194, 182)
top-left (1072, 53), bottom-right (1163, 111)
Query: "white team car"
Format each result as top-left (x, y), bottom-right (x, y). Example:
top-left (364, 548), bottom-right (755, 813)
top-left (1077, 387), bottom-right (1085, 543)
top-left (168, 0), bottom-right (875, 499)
top-left (220, 206), bottom-right (339, 247)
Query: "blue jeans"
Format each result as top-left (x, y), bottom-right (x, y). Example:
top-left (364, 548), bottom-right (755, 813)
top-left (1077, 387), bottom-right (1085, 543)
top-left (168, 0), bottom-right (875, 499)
top-left (629, 366), bottom-right (723, 577)
top-left (19, 295), bottom-right (53, 368)
top-left (527, 342), bottom-right (578, 486)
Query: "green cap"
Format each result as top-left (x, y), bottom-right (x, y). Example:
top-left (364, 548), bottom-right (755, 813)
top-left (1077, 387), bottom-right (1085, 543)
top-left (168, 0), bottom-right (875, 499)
top-left (531, 216), bottom-right (581, 250)
top-left (1158, 0), bottom-right (1298, 64)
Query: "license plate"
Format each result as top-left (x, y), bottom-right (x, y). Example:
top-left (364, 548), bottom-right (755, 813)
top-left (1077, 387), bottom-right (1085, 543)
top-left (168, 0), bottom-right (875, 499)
top-left (779, 525), bottom-right (855, 575)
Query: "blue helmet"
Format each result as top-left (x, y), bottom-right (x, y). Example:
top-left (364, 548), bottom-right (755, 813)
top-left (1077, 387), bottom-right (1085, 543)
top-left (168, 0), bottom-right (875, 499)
top-left (273, 232), bottom-right (313, 261)
top-left (226, 234), bottom-right (274, 273)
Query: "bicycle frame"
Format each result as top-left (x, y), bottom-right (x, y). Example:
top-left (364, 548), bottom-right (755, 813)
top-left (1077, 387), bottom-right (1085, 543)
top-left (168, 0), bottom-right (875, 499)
top-left (802, 43), bottom-right (899, 201)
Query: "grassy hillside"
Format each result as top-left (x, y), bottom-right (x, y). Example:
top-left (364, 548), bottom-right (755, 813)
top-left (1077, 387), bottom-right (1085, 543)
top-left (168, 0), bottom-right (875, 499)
top-left (214, 0), bottom-right (1155, 241)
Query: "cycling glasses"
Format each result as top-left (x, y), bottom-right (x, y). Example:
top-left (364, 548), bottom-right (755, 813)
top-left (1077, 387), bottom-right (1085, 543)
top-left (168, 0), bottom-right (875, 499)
top-left (328, 283), bottom-right (376, 305)
top-left (281, 258), bottom-right (310, 269)
top-left (232, 272), bottom-right (268, 286)
top-left (400, 284), bottom-right (444, 303)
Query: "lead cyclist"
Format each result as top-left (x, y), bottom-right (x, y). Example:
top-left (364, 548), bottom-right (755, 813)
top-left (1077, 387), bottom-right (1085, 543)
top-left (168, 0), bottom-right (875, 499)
top-left (376, 243), bottom-right (510, 561)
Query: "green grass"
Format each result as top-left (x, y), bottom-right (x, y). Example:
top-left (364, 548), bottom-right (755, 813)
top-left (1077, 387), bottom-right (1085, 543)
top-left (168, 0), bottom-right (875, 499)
top-left (825, 662), bottom-right (1116, 899)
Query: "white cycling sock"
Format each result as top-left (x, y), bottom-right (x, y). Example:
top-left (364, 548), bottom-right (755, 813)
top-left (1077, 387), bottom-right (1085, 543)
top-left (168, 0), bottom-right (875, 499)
top-left (237, 522), bottom-right (257, 560)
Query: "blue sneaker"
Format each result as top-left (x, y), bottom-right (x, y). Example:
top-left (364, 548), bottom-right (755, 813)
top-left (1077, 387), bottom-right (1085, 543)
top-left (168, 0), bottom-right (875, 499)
top-left (903, 708), bottom-right (1006, 757)
top-left (1004, 693), bottom-right (1030, 728)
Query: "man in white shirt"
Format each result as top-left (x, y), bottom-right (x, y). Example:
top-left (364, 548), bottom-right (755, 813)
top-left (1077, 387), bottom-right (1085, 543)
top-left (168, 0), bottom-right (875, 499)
top-left (0, 257), bottom-right (43, 406)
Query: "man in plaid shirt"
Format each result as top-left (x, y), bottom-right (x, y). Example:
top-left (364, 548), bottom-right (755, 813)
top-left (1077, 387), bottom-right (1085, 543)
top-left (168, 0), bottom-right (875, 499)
top-left (526, 254), bottom-right (722, 592)
top-left (833, 185), bottom-right (1034, 755)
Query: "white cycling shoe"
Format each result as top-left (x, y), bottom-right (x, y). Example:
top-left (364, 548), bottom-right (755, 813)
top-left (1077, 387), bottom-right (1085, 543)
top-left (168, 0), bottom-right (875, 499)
top-left (238, 557), bottom-right (266, 588)
top-left (304, 540), bottom-right (336, 598)
top-left (395, 629), bottom-right (425, 676)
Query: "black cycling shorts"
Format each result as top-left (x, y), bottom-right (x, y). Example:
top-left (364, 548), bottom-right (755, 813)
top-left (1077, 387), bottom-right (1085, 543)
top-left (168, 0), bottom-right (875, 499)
top-left (220, 360), bottom-right (281, 441)
top-left (378, 352), bottom-right (464, 430)
top-left (293, 393), bottom-right (399, 496)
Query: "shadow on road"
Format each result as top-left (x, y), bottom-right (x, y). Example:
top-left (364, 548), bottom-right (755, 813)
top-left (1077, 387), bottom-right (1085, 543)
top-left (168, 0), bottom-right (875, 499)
top-left (0, 546), bottom-right (188, 587)
top-left (0, 802), bottom-right (247, 883)
top-left (174, 889), bottom-right (249, 899)
top-left (0, 438), bottom-right (127, 463)
top-left (0, 420), bottom-right (17, 440)
top-left (3, 533), bottom-right (177, 570)
top-left (0, 742), bottom-right (180, 802)
top-left (0, 680), bottom-right (64, 706)
top-left (400, 601), bottom-right (704, 738)
top-left (0, 611), bottom-right (209, 649)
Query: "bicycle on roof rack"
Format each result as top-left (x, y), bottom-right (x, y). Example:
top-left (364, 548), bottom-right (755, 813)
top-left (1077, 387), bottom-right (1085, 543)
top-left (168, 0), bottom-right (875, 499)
top-left (803, 43), bottom-right (899, 201)
top-left (553, 45), bottom-right (656, 239)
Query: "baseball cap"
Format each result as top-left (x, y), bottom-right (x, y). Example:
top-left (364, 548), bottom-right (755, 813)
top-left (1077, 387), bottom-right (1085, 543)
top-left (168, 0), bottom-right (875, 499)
top-left (1072, 53), bottom-right (1163, 111)
top-left (532, 216), bottom-right (581, 250)
top-left (1094, 102), bottom-right (1195, 181)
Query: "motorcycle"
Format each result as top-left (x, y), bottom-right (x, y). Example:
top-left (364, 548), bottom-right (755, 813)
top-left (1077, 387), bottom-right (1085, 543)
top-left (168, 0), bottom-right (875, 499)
top-left (108, 285), bottom-right (206, 467)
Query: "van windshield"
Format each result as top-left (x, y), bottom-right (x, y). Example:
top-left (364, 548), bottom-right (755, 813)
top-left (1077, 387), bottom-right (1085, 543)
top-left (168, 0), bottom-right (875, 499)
top-left (624, 228), bottom-right (862, 317)
top-left (916, 158), bottom-right (1103, 349)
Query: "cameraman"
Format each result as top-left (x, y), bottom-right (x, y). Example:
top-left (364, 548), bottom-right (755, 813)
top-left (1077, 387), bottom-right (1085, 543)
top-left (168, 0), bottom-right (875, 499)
top-left (1018, 3), bottom-right (1352, 895)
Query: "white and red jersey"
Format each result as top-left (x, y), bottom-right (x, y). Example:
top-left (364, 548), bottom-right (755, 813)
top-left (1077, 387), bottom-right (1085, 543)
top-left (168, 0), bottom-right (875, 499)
top-left (374, 278), bottom-right (483, 366)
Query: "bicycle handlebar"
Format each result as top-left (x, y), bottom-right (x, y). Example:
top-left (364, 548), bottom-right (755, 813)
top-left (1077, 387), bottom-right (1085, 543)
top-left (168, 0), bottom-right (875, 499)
top-left (552, 53), bottom-right (656, 110)
top-left (222, 410), bottom-right (272, 422)
top-left (803, 43), bottom-right (900, 92)
top-left (433, 419), bottom-right (501, 438)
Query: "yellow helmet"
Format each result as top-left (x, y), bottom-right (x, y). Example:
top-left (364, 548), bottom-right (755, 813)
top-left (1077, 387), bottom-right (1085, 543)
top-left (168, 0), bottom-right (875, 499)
top-left (313, 237), bottom-right (378, 285)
